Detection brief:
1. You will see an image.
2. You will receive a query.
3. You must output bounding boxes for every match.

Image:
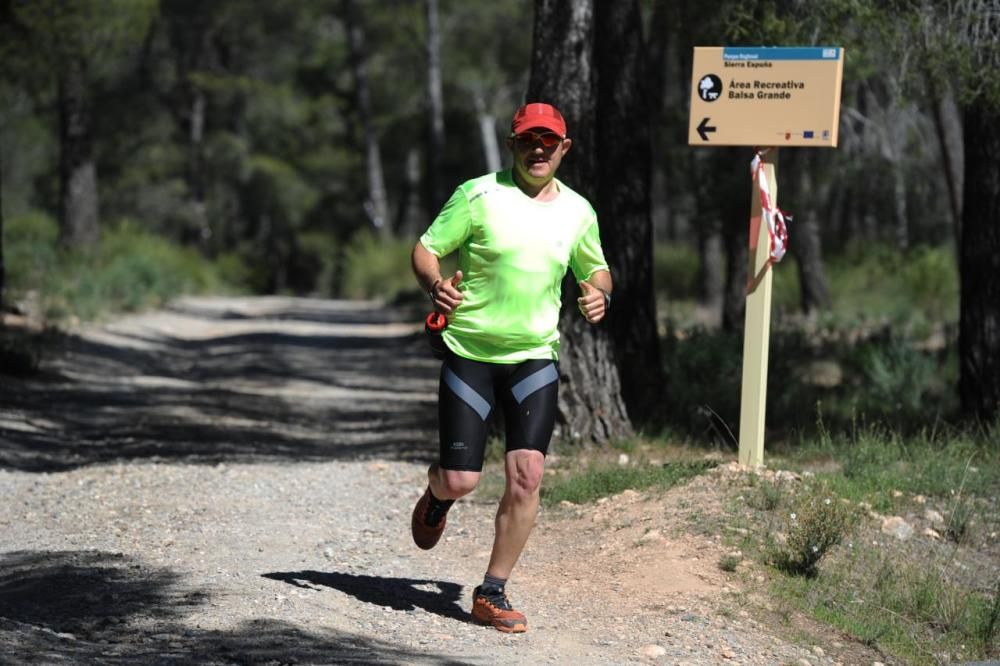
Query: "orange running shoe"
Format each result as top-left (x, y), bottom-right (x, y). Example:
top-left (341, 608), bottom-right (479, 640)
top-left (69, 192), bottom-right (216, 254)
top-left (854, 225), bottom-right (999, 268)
top-left (411, 487), bottom-right (452, 550)
top-left (471, 585), bottom-right (527, 633)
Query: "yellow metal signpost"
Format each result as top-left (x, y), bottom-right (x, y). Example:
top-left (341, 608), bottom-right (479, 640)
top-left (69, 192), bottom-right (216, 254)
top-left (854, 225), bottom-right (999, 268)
top-left (687, 46), bottom-right (844, 467)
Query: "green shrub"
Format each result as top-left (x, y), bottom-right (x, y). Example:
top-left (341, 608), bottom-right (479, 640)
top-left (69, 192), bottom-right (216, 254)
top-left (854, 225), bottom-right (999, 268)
top-left (900, 245), bottom-right (959, 320)
top-left (779, 551), bottom-right (999, 663)
top-left (871, 558), bottom-right (999, 657)
top-left (214, 250), bottom-right (256, 292)
top-left (771, 482), bottom-right (859, 578)
top-left (945, 499), bottom-right (974, 544)
top-left (662, 317), bottom-right (960, 443)
top-left (650, 239), bottom-right (800, 312)
top-left (3, 213), bottom-right (234, 321)
top-left (718, 552), bottom-right (742, 572)
top-left (62, 222), bottom-right (225, 318)
top-left (770, 257), bottom-right (802, 314)
top-left (850, 337), bottom-right (940, 414)
top-left (3, 211), bottom-right (60, 296)
top-left (744, 424), bottom-right (999, 664)
top-left (295, 231), bottom-right (338, 296)
top-left (827, 242), bottom-right (958, 325)
top-left (826, 426), bottom-right (997, 507)
top-left (340, 230), bottom-right (417, 301)
top-left (660, 327), bottom-right (743, 437)
top-left (660, 325), bottom-right (827, 439)
top-left (653, 241), bottom-right (958, 329)
top-left (653, 243), bottom-right (699, 300)
top-left (746, 478), bottom-right (784, 511)
top-left (541, 460), bottom-right (716, 506)
top-left (982, 581), bottom-right (1000, 657)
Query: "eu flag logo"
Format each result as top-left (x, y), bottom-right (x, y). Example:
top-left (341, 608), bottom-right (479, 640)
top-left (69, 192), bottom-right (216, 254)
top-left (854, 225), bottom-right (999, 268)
top-left (803, 131), bottom-right (815, 139)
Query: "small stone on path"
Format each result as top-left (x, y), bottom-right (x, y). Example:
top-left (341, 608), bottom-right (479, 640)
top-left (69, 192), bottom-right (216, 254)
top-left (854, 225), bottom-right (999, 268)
top-left (881, 516), bottom-right (913, 540)
top-left (641, 644), bottom-right (666, 657)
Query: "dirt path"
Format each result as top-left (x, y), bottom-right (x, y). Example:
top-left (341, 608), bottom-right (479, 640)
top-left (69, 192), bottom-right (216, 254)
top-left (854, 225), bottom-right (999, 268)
top-left (0, 297), bottom-right (881, 665)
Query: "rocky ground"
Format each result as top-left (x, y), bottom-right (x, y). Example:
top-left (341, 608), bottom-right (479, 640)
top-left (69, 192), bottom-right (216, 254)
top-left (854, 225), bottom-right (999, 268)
top-left (0, 297), bottom-right (895, 665)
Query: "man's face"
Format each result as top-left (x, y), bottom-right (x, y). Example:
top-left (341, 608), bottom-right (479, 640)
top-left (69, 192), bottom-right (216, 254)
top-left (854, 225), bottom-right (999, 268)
top-left (507, 127), bottom-right (572, 185)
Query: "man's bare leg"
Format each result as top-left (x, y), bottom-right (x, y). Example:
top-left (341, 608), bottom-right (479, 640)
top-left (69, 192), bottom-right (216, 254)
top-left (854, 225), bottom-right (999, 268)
top-left (427, 462), bottom-right (480, 500)
top-left (412, 463), bottom-right (480, 550)
top-left (469, 449), bottom-right (543, 632)
top-left (486, 450), bottom-right (545, 578)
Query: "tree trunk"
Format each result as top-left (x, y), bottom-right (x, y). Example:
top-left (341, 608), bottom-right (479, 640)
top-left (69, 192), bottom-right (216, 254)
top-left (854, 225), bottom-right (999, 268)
top-left (0, 137), bottom-right (5, 315)
top-left (58, 56), bottom-right (99, 248)
top-left (697, 227), bottom-right (724, 326)
top-left (343, 0), bottom-right (389, 237)
top-left (160, 5), bottom-right (216, 247)
top-left (473, 89), bottom-right (501, 173)
top-left (721, 148), bottom-right (749, 333)
top-left (528, 0), bottom-right (631, 444)
top-left (396, 147), bottom-right (425, 238)
top-left (644, 0), bottom-right (670, 118)
top-left (785, 150), bottom-right (830, 315)
top-left (958, 102), bottom-right (1000, 422)
top-left (891, 160), bottom-right (909, 251)
top-left (928, 84), bottom-right (964, 246)
top-left (830, 181), bottom-right (847, 253)
top-left (593, 0), bottom-right (664, 422)
top-left (794, 206), bottom-right (831, 317)
top-left (721, 207), bottom-right (748, 332)
top-left (188, 88), bottom-right (209, 244)
top-left (647, 0), bottom-right (683, 243)
top-left (425, 0), bottom-right (447, 211)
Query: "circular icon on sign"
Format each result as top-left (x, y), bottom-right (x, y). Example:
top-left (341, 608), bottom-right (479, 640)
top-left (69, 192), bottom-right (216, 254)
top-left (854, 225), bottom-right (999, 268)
top-left (698, 74), bottom-right (723, 102)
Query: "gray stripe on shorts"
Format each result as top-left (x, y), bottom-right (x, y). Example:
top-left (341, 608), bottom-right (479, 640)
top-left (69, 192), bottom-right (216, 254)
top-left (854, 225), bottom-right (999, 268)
top-left (510, 363), bottom-right (559, 404)
top-left (443, 367), bottom-right (492, 421)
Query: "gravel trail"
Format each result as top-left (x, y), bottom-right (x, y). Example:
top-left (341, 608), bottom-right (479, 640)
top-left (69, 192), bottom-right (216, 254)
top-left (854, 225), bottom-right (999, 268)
top-left (0, 297), bottom-right (884, 665)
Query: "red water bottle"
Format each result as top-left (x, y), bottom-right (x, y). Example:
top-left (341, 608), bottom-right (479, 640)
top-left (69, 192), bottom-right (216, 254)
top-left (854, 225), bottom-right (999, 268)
top-left (424, 312), bottom-right (448, 359)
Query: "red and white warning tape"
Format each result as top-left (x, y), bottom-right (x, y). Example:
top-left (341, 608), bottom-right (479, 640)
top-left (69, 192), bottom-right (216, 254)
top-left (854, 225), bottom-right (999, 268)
top-left (750, 149), bottom-right (790, 263)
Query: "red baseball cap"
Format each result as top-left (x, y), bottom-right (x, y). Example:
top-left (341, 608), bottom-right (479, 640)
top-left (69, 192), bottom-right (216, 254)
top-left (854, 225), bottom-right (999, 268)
top-left (511, 102), bottom-right (567, 137)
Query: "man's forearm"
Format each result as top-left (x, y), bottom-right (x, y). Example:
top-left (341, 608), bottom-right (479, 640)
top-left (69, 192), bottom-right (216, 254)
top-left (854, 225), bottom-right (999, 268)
top-left (588, 270), bottom-right (612, 296)
top-left (412, 242), bottom-right (443, 293)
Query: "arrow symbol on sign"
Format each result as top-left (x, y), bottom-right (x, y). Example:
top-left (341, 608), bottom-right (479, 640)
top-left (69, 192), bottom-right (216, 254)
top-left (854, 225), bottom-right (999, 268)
top-left (697, 117), bottom-right (717, 141)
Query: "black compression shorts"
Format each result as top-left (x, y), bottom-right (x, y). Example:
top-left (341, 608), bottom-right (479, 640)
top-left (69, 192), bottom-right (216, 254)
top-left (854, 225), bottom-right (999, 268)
top-left (437, 352), bottom-right (559, 472)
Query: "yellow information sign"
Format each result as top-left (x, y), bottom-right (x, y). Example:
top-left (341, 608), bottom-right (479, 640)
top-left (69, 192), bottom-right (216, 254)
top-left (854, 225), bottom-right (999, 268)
top-left (688, 46), bottom-right (844, 147)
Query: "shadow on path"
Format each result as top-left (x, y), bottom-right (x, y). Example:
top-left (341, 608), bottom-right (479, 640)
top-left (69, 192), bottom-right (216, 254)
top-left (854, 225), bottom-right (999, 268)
top-left (0, 549), bottom-right (474, 665)
top-left (0, 297), bottom-right (442, 472)
top-left (263, 570), bottom-right (469, 623)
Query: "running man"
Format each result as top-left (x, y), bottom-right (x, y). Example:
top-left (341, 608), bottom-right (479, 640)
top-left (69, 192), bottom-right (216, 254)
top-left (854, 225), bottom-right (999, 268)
top-left (410, 102), bottom-right (612, 633)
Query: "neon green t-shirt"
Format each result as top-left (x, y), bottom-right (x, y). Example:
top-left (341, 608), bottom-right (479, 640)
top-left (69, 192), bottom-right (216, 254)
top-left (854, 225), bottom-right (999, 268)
top-left (419, 170), bottom-right (609, 363)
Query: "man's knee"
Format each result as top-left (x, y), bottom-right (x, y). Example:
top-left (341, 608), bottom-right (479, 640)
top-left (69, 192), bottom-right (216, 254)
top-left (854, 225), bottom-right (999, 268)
top-left (505, 450), bottom-right (544, 501)
top-left (437, 468), bottom-right (481, 497)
